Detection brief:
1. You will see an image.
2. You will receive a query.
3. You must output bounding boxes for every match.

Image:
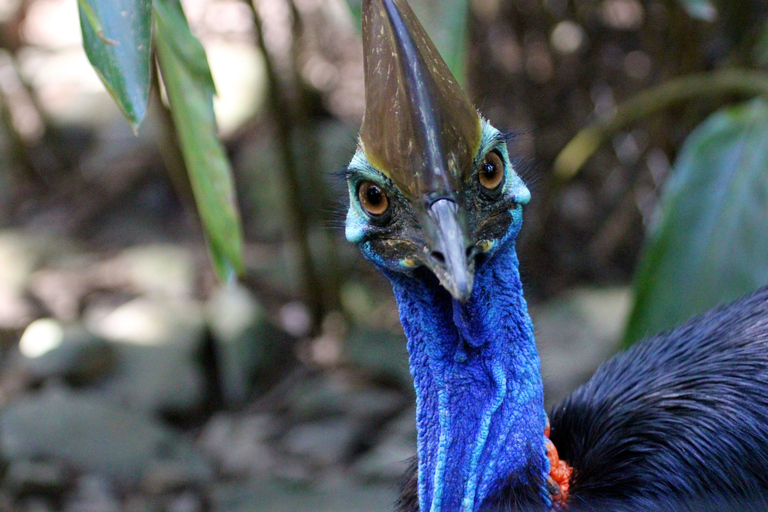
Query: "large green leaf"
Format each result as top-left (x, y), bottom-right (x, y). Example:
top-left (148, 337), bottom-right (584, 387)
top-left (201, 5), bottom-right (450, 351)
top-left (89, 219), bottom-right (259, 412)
top-left (78, 0), bottom-right (152, 130)
top-left (623, 99), bottom-right (768, 346)
top-left (153, 0), bottom-right (243, 281)
top-left (346, 0), bottom-right (469, 85)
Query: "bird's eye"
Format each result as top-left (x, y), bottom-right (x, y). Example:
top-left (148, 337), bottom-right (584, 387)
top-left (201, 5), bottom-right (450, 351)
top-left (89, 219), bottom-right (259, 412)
top-left (358, 181), bottom-right (390, 217)
top-left (479, 151), bottom-right (505, 191)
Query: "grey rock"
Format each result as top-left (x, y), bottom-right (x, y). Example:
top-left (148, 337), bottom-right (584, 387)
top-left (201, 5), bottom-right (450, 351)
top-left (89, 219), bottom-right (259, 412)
top-left (17, 497), bottom-right (55, 512)
top-left (111, 245), bottom-right (196, 298)
top-left (0, 230), bottom-right (71, 295)
top-left (84, 297), bottom-right (207, 416)
top-left (285, 373), bottom-right (405, 423)
top-left (206, 284), bottom-right (289, 405)
top-left (341, 387), bottom-right (406, 421)
top-left (345, 327), bottom-right (411, 388)
top-left (211, 479), bottom-right (398, 512)
top-left (282, 418), bottom-right (360, 466)
top-left (63, 475), bottom-right (121, 512)
top-left (162, 491), bottom-right (204, 512)
top-left (19, 319), bottom-right (114, 384)
top-left (352, 408), bottom-right (416, 482)
top-left (3, 459), bottom-right (74, 497)
top-left (352, 437), bottom-right (414, 483)
top-left (198, 413), bottom-right (276, 477)
top-left (0, 387), bottom-right (210, 484)
top-left (531, 286), bottom-right (631, 407)
top-left (141, 459), bottom-right (212, 495)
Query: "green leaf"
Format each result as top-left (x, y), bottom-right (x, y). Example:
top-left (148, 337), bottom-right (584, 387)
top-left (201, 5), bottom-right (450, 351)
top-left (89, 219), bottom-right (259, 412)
top-left (676, 0), bottom-right (717, 21)
top-left (409, 0), bottom-right (469, 86)
top-left (623, 99), bottom-right (768, 346)
top-left (78, 0), bottom-right (152, 130)
top-left (345, 0), bottom-right (469, 85)
top-left (154, 0), bottom-right (243, 281)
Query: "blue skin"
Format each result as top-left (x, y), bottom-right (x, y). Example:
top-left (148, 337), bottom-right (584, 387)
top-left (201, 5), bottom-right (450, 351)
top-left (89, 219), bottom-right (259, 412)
top-left (346, 122), bottom-right (550, 511)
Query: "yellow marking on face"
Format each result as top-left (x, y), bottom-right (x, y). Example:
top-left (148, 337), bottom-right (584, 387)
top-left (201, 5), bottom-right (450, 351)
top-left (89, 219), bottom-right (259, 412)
top-left (403, 257), bottom-right (418, 268)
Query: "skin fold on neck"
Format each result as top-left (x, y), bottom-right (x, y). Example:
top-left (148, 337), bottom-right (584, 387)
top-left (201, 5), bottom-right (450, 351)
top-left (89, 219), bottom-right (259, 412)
top-left (385, 238), bottom-right (551, 512)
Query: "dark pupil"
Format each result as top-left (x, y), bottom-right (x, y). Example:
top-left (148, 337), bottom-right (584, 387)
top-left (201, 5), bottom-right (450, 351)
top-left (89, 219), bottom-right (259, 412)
top-left (483, 162), bottom-right (498, 178)
top-left (366, 185), bottom-right (383, 205)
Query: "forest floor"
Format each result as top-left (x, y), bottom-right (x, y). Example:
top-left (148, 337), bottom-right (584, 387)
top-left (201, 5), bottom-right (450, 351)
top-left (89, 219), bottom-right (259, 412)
top-left (0, 222), bottom-right (629, 512)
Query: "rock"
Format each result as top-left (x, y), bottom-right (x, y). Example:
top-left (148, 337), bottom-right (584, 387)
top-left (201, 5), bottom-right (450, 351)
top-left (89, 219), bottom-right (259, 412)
top-left (351, 408), bottom-right (416, 482)
top-left (198, 412), bottom-right (276, 477)
top-left (206, 284), bottom-right (291, 405)
top-left (141, 459), bottom-right (212, 495)
top-left (0, 230), bottom-right (71, 329)
top-left (282, 418), bottom-right (360, 467)
top-left (531, 286), bottom-right (631, 407)
top-left (341, 387), bottom-right (406, 422)
top-left (0, 287), bottom-right (37, 331)
top-left (17, 497), bottom-right (55, 512)
top-left (83, 297), bottom-right (207, 416)
top-left (0, 387), bottom-right (210, 484)
top-left (0, 230), bottom-right (70, 295)
top-left (3, 459), bottom-right (74, 498)
top-left (110, 245), bottom-right (196, 298)
top-left (345, 327), bottom-right (411, 388)
top-left (161, 491), bottom-right (204, 512)
top-left (62, 475), bottom-right (121, 512)
top-left (19, 319), bottom-right (114, 384)
top-left (211, 479), bottom-right (398, 512)
top-left (352, 437), bottom-right (413, 483)
top-left (285, 373), bottom-right (405, 423)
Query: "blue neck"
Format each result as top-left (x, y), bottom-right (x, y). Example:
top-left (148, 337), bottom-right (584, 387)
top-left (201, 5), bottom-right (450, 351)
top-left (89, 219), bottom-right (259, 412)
top-left (386, 241), bottom-right (549, 512)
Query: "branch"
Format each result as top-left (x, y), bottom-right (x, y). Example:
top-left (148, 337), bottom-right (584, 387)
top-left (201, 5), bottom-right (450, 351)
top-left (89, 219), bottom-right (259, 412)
top-left (553, 69), bottom-right (768, 181)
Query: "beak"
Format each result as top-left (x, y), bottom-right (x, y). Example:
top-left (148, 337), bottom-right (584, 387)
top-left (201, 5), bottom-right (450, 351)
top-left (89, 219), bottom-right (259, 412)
top-left (359, 0), bottom-right (481, 301)
top-left (423, 199), bottom-right (474, 302)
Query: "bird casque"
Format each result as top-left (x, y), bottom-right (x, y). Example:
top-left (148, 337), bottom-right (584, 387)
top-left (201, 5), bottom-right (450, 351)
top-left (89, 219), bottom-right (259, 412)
top-left (344, 1), bottom-right (768, 511)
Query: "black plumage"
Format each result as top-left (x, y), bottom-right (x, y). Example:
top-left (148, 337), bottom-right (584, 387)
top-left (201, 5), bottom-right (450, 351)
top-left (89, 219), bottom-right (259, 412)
top-left (550, 285), bottom-right (768, 511)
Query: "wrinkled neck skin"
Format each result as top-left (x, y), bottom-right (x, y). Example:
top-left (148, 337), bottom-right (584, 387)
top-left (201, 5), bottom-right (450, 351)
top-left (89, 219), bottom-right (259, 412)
top-left (384, 239), bottom-right (549, 512)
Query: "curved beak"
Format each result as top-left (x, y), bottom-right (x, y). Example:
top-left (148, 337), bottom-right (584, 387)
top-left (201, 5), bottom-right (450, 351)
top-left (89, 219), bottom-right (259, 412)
top-left (423, 199), bottom-right (474, 302)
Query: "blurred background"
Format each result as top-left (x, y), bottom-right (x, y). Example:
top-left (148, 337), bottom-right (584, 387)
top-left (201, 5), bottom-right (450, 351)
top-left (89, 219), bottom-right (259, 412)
top-left (0, 0), bottom-right (766, 510)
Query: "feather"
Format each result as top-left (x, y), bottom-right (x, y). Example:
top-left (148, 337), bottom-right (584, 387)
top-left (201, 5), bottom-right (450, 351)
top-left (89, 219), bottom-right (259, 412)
top-left (550, 285), bottom-right (768, 510)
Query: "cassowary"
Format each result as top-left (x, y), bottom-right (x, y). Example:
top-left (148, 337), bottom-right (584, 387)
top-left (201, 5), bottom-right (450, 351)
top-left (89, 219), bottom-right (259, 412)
top-left (343, 1), bottom-right (768, 511)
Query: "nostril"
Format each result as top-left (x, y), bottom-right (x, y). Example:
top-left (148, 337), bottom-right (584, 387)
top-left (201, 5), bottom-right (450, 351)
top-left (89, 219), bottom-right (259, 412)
top-left (431, 251), bottom-right (445, 263)
top-left (466, 246), bottom-right (474, 258)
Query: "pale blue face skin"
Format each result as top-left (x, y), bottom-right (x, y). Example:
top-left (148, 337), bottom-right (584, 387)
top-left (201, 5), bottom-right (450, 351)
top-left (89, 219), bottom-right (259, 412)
top-left (345, 120), bottom-right (531, 276)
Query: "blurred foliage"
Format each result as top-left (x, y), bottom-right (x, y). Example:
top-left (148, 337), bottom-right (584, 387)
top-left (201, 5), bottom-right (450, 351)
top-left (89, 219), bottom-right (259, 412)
top-left (78, 0), bottom-right (243, 281)
top-left (623, 99), bottom-right (768, 345)
top-left (3, 0), bottom-right (767, 350)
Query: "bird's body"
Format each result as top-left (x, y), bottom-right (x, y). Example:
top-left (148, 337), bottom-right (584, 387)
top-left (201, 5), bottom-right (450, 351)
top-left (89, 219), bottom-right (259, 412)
top-left (393, 281), bottom-right (768, 511)
top-left (345, 1), bottom-right (768, 510)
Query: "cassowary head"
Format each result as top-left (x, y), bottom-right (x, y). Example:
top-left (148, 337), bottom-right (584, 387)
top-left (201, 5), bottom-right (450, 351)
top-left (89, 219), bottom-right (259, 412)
top-left (345, 0), bottom-right (531, 302)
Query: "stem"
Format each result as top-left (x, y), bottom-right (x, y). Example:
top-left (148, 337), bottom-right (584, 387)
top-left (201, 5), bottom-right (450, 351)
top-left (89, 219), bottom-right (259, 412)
top-left (553, 69), bottom-right (768, 181)
top-left (249, 0), bottom-right (325, 332)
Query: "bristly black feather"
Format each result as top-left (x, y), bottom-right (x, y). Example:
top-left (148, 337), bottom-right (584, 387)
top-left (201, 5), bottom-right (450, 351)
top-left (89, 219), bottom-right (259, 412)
top-left (325, 165), bottom-right (353, 232)
top-left (550, 285), bottom-right (768, 511)
top-left (396, 457), bottom-right (419, 512)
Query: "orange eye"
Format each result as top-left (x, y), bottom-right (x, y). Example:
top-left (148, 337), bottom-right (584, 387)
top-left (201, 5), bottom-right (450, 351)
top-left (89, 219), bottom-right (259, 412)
top-left (358, 181), bottom-right (389, 216)
top-left (479, 151), bottom-right (504, 190)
